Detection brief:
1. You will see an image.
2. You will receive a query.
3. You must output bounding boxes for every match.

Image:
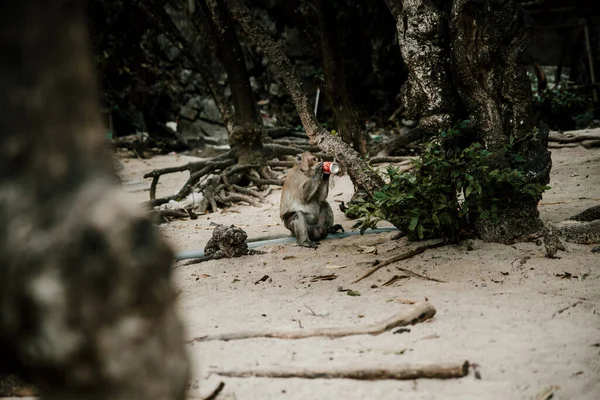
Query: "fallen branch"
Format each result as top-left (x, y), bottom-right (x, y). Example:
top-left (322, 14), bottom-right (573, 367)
top-left (369, 156), bottom-right (417, 164)
top-left (213, 360), bottom-right (470, 380)
top-left (188, 301), bottom-right (435, 342)
top-left (552, 301), bottom-right (583, 317)
top-left (353, 242), bottom-right (446, 283)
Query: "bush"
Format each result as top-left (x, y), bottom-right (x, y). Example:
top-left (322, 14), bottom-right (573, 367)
top-left (349, 122), bottom-right (550, 242)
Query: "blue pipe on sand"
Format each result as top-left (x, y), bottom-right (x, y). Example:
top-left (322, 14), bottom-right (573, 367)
top-left (174, 226), bottom-right (398, 260)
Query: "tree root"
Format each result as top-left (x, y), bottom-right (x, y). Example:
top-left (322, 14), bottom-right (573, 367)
top-left (553, 220), bottom-right (600, 245)
top-left (568, 205), bottom-right (600, 222)
top-left (353, 242), bottom-right (446, 283)
top-left (549, 130), bottom-right (600, 143)
top-left (188, 301), bottom-right (436, 342)
top-left (212, 360), bottom-right (471, 381)
top-left (144, 155), bottom-right (276, 217)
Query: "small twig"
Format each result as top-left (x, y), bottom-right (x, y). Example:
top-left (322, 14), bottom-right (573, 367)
top-left (353, 242), bottom-right (445, 283)
top-left (552, 301), bottom-right (583, 317)
top-left (201, 381), bottom-right (225, 400)
top-left (395, 267), bottom-right (446, 283)
top-left (304, 303), bottom-right (318, 316)
top-left (213, 360), bottom-right (470, 380)
top-left (382, 275), bottom-right (410, 286)
top-left (188, 301), bottom-right (436, 342)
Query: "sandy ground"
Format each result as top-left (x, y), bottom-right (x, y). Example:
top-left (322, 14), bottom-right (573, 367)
top-left (116, 146), bottom-right (600, 400)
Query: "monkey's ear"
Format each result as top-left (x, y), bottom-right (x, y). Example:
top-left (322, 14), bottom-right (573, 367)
top-left (295, 154), bottom-right (302, 164)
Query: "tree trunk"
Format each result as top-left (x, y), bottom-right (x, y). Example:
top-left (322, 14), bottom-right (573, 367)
top-left (201, 0), bottom-right (265, 165)
top-left (228, 0), bottom-right (385, 195)
top-left (134, 0), bottom-right (235, 131)
top-left (394, 0), bottom-right (459, 134)
top-left (0, 1), bottom-right (189, 398)
top-left (449, 0), bottom-right (551, 242)
top-left (384, 0), bottom-right (552, 243)
top-left (316, 0), bottom-right (367, 154)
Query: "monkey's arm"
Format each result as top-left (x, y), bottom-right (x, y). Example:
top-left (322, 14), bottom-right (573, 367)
top-left (300, 170), bottom-right (329, 203)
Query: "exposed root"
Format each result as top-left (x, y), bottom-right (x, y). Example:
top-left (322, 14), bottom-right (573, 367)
top-left (568, 205), bottom-right (600, 222)
top-left (142, 134), bottom-right (421, 220)
top-left (553, 220), bottom-right (600, 245)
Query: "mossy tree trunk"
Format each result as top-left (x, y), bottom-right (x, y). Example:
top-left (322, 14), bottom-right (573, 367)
top-left (385, 0), bottom-right (552, 243)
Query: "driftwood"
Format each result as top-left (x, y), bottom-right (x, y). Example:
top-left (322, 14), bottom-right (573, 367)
top-left (353, 242), bottom-right (446, 283)
top-left (189, 301), bottom-right (436, 342)
top-left (213, 360), bottom-right (470, 381)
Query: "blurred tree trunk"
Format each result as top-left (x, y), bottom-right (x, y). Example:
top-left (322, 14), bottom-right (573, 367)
top-left (0, 0), bottom-right (189, 398)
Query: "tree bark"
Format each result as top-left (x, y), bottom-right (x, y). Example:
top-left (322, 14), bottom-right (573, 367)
top-left (385, 0), bottom-right (552, 243)
top-left (200, 0), bottom-right (265, 164)
top-left (316, 0), bottom-right (367, 154)
top-left (228, 0), bottom-right (384, 195)
top-left (395, 0), bottom-right (459, 134)
top-left (449, 0), bottom-right (552, 242)
top-left (0, 1), bottom-right (189, 398)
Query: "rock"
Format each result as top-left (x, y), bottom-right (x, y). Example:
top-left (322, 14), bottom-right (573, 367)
top-left (176, 119), bottom-right (205, 148)
top-left (204, 225), bottom-right (249, 259)
top-left (199, 98), bottom-right (223, 122)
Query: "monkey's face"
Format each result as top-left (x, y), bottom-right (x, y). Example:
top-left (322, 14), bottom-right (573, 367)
top-left (296, 152), bottom-right (321, 172)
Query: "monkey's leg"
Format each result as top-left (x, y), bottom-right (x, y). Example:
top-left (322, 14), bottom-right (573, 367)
top-left (284, 212), bottom-right (318, 248)
top-left (319, 202), bottom-right (344, 235)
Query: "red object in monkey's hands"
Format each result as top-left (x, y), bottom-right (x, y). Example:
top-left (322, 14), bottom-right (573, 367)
top-left (322, 162), bottom-right (340, 175)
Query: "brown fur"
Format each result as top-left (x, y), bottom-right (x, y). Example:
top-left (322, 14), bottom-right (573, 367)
top-left (280, 152), bottom-right (341, 247)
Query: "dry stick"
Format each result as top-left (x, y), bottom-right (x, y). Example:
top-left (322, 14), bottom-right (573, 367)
top-left (353, 242), bottom-right (446, 284)
top-left (213, 361), bottom-right (470, 381)
top-left (189, 301), bottom-right (436, 342)
top-left (201, 382), bottom-right (225, 400)
top-left (369, 156), bottom-right (416, 163)
top-left (552, 301), bottom-right (583, 318)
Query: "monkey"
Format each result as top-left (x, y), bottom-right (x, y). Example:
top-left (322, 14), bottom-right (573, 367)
top-left (280, 152), bottom-right (343, 248)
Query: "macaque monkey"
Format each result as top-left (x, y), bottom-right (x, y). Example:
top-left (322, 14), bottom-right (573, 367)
top-left (280, 152), bottom-right (343, 247)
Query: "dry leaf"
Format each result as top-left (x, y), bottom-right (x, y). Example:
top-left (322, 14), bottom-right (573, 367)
top-left (358, 245), bottom-right (377, 254)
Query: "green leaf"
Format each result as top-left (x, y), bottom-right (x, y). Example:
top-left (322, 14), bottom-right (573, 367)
top-left (465, 184), bottom-right (474, 198)
top-left (417, 224), bottom-right (425, 239)
top-left (408, 216), bottom-right (419, 231)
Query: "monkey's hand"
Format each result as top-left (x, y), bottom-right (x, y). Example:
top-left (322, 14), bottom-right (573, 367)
top-left (313, 161), bottom-right (324, 178)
